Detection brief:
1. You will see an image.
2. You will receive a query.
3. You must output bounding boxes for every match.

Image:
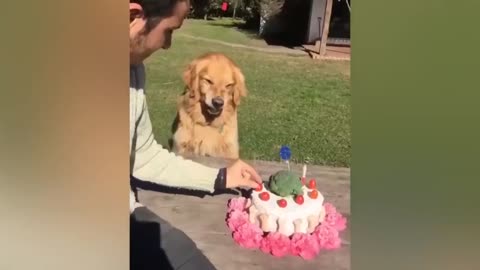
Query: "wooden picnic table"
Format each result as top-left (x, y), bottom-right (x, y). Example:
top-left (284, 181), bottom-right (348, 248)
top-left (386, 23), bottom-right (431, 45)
top-left (136, 156), bottom-right (350, 270)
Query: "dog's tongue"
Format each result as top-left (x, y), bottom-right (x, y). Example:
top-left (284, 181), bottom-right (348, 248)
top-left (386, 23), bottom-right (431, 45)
top-left (211, 111), bottom-right (221, 116)
top-left (208, 107), bottom-right (221, 115)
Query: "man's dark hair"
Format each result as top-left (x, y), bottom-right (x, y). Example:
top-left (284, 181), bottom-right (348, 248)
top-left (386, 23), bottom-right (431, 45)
top-left (130, 0), bottom-right (186, 32)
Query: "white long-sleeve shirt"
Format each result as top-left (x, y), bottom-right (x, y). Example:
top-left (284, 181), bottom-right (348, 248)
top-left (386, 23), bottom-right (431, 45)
top-left (129, 64), bottom-right (219, 213)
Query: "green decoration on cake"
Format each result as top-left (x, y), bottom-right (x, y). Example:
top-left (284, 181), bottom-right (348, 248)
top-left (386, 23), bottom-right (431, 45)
top-left (268, 170), bottom-right (303, 197)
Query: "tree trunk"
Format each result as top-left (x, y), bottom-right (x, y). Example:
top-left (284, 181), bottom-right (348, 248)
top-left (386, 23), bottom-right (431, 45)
top-left (233, 0), bottom-right (238, 19)
top-left (259, 15), bottom-right (266, 36)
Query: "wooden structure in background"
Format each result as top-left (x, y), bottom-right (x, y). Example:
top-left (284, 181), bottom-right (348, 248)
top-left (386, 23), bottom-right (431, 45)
top-left (314, 0), bottom-right (333, 57)
top-left (304, 0), bottom-right (350, 60)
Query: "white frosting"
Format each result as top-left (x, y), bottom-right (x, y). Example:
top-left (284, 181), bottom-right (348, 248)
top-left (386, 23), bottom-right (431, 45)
top-left (250, 183), bottom-right (325, 236)
top-left (294, 218), bottom-right (308, 233)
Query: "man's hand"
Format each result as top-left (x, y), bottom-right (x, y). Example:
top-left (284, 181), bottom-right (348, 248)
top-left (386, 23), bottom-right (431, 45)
top-left (226, 160), bottom-right (262, 189)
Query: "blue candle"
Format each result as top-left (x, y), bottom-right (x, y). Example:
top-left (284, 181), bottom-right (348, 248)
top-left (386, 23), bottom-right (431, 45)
top-left (279, 145), bottom-right (292, 171)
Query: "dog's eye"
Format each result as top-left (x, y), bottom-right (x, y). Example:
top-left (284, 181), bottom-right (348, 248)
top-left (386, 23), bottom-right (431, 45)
top-left (226, 83), bottom-right (234, 89)
top-left (203, 78), bottom-right (213, 85)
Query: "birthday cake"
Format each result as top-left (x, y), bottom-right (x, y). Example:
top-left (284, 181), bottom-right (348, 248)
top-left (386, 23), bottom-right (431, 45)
top-left (225, 146), bottom-right (347, 259)
top-left (249, 170), bottom-right (326, 236)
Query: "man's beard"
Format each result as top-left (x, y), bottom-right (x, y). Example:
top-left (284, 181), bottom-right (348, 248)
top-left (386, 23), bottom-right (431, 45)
top-left (130, 32), bottom-right (152, 65)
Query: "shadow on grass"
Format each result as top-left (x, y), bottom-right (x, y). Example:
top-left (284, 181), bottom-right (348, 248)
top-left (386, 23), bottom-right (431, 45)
top-left (206, 20), bottom-right (304, 49)
top-left (208, 20), bottom-right (259, 37)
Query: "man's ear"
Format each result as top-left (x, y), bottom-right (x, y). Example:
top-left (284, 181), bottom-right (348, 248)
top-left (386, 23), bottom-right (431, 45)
top-left (130, 3), bottom-right (144, 23)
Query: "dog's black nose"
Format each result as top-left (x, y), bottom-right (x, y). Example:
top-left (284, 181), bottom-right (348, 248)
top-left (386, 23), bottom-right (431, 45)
top-left (212, 97), bottom-right (224, 108)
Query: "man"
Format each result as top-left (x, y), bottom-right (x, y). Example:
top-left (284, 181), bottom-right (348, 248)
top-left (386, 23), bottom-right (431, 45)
top-left (129, 0), bottom-right (262, 269)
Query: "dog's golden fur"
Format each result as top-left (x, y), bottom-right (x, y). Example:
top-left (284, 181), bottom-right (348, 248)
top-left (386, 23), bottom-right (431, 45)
top-left (172, 53), bottom-right (247, 159)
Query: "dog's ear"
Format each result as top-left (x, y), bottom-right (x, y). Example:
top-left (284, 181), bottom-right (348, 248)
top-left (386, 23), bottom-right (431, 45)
top-left (182, 60), bottom-right (200, 101)
top-left (232, 65), bottom-right (248, 106)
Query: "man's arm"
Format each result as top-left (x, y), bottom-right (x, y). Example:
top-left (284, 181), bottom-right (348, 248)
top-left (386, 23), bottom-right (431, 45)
top-left (131, 96), bottom-right (221, 193)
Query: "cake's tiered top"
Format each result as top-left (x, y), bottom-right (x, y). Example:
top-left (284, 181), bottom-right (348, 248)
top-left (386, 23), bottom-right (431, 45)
top-left (248, 170), bottom-right (326, 236)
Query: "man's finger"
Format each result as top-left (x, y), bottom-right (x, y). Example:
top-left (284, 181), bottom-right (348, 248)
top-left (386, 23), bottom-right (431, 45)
top-left (242, 165), bottom-right (262, 183)
top-left (243, 177), bottom-right (260, 189)
top-left (240, 171), bottom-right (260, 189)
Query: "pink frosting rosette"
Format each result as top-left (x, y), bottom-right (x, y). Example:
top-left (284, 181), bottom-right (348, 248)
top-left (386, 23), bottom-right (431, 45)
top-left (227, 210), bottom-right (249, 231)
top-left (291, 233), bottom-right (321, 260)
top-left (323, 203), bottom-right (347, 232)
top-left (261, 232), bottom-right (291, 257)
top-left (227, 197), bottom-right (248, 213)
top-left (314, 223), bottom-right (342, 250)
top-left (232, 223), bottom-right (263, 249)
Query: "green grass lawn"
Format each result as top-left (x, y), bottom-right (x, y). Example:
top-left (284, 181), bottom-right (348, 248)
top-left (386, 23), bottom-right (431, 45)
top-left (145, 19), bottom-right (351, 167)
top-left (179, 18), bottom-right (269, 47)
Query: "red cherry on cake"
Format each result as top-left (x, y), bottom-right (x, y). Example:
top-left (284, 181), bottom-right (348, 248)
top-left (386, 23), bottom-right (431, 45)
top-left (259, 192), bottom-right (270, 201)
top-left (307, 179), bottom-right (317, 189)
top-left (255, 183), bottom-right (263, 192)
top-left (309, 189), bottom-right (319, 199)
top-left (295, 195), bottom-right (304, 205)
top-left (277, 199), bottom-right (287, 208)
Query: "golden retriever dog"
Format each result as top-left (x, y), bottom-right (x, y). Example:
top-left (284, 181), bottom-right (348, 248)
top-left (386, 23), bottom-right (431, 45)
top-left (172, 53), bottom-right (247, 159)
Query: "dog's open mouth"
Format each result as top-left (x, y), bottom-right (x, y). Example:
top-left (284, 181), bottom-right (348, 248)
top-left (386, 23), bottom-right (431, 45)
top-left (207, 107), bottom-right (222, 116)
top-left (201, 101), bottom-right (223, 118)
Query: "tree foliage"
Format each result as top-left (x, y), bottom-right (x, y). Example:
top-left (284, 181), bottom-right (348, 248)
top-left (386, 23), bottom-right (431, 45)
top-left (189, 0), bottom-right (285, 34)
top-left (259, 0), bottom-right (284, 18)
